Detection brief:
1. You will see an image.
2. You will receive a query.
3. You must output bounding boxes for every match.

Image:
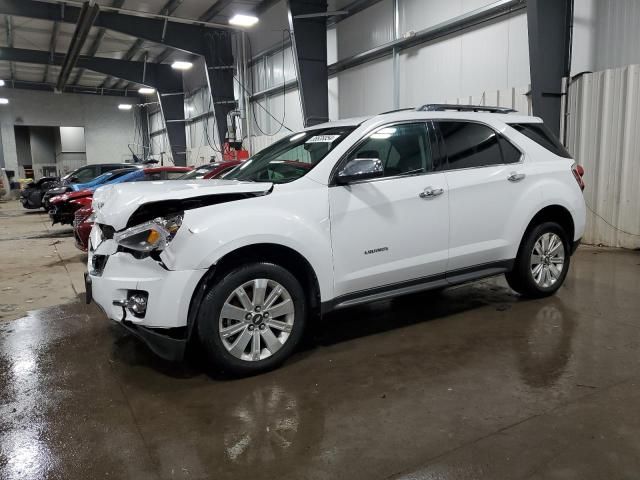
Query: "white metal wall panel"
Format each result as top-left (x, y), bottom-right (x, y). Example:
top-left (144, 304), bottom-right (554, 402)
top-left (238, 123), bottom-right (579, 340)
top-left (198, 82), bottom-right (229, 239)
top-left (328, 76), bottom-right (339, 120)
top-left (399, 0), bottom-right (497, 35)
top-left (399, 12), bottom-right (530, 107)
top-left (250, 132), bottom-right (289, 155)
top-left (336, 0), bottom-right (393, 60)
top-left (247, 0), bottom-right (289, 53)
top-left (149, 111), bottom-right (164, 134)
top-left (593, 0), bottom-right (640, 72)
top-left (445, 85), bottom-right (531, 114)
top-left (267, 89), bottom-right (304, 133)
top-left (564, 64), bottom-right (640, 249)
top-left (337, 56), bottom-right (394, 118)
top-left (572, 0), bottom-right (640, 74)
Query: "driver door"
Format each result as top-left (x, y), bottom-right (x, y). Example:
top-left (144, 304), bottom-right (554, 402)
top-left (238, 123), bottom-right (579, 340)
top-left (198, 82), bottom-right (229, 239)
top-left (329, 122), bottom-right (449, 299)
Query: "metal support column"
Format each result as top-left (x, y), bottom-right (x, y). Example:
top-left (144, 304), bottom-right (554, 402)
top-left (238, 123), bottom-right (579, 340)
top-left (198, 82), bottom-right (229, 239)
top-left (202, 30), bottom-right (236, 146)
top-left (156, 69), bottom-right (187, 166)
top-left (288, 0), bottom-right (329, 126)
top-left (527, 0), bottom-right (573, 137)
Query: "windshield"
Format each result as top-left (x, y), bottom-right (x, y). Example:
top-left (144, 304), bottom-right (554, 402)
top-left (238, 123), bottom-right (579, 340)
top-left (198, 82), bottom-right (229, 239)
top-left (224, 127), bottom-right (355, 183)
top-left (179, 165), bottom-right (215, 180)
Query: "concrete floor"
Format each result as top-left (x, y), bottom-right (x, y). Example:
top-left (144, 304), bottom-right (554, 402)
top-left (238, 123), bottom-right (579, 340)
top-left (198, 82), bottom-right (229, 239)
top-left (1, 201), bottom-right (640, 480)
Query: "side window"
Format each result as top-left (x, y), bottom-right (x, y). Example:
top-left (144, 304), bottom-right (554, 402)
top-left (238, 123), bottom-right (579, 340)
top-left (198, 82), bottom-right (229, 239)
top-left (100, 165), bottom-right (120, 174)
top-left (74, 166), bottom-right (97, 182)
top-left (437, 121), bottom-right (518, 169)
top-left (166, 171), bottom-right (187, 179)
top-left (346, 123), bottom-right (433, 178)
top-left (498, 137), bottom-right (522, 164)
top-left (510, 123), bottom-right (572, 158)
top-left (142, 172), bottom-right (163, 181)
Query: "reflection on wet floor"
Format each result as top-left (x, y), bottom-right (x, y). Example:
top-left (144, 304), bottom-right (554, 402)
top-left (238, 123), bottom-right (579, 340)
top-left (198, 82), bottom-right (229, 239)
top-left (1, 247), bottom-right (640, 479)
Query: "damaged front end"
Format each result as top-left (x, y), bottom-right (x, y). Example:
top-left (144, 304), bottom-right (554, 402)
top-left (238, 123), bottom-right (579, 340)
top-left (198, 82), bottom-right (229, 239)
top-left (87, 180), bottom-right (273, 361)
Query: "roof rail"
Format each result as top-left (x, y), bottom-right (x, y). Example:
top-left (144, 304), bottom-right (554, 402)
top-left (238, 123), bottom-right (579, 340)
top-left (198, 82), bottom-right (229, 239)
top-left (416, 104), bottom-right (516, 113)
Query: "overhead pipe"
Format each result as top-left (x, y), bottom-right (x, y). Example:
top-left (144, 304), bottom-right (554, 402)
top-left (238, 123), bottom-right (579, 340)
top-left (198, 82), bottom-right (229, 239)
top-left (56, 1), bottom-right (100, 92)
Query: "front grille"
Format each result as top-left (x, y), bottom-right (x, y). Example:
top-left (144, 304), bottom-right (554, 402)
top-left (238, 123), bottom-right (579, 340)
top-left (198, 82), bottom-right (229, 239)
top-left (90, 254), bottom-right (108, 276)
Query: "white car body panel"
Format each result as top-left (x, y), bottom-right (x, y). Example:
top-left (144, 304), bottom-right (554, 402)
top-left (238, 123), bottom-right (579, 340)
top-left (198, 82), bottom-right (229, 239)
top-left (329, 172), bottom-right (449, 297)
top-left (93, 180), bottom-right (272, 231)
top-left (87, 109), bottom-right (586, 336)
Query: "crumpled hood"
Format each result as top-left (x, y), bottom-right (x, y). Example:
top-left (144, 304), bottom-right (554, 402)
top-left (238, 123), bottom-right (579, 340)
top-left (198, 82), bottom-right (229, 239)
top-left (93, 179), bottom-right (272, 230)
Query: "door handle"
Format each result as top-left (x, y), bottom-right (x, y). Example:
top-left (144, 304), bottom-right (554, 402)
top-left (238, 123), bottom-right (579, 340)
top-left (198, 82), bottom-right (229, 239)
top-left (507, 172), bottom-right (526, 182)
top-left (419, 187), bottom-right (444, 199)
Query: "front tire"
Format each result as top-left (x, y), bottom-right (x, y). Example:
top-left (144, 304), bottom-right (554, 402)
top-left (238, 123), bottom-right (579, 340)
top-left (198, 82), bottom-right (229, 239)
top-left (197, 262), bottom-right (307, 376)
top-left (506, 222), bottom-right (570, 298)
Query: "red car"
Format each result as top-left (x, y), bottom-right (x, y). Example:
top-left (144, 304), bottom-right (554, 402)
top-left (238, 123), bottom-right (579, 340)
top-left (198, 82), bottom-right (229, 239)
top-left (177, 160), bottom-right (243, 180)
top-left (73, 162), bottom-right (241, 251)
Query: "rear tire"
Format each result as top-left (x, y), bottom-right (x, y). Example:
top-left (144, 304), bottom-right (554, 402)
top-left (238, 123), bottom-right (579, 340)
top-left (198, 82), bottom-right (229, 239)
top-left (506, 221), bottom-right (570, 298)
top-left (197, 262), bottom-right (307, 376)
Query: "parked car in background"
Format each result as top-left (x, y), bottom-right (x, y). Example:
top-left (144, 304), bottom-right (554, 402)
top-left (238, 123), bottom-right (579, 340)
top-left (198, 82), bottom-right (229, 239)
top-left (68, 167), bottom-right (141, 192)
top-left (177, 160), bottom-right (244, 180)
top-left (87, 105), bottom-right (587, 375)
top-left (19, 176), bottom-right (59, 209)
top-left (50, 166), bottom-right (192, 225)
top-left (41, 163), bottom-right (138, 210)
top-left (73, 165), bottom-right (235, 251)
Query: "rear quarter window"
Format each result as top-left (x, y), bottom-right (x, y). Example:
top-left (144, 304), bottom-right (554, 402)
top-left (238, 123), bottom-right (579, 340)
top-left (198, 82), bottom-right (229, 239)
top-left (510, 123), bottom-right (572, 158)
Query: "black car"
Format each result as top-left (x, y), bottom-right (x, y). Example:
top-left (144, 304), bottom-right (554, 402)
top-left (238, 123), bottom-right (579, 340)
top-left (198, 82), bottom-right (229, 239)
top-left (20, 176), bottom-right (61, 209)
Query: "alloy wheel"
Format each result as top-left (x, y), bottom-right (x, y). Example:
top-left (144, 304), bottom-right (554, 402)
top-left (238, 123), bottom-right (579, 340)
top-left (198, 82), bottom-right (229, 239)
top-left (530, 232), bottom-right (565, 288)
top-left (218, 278), bottom-right (295, 362)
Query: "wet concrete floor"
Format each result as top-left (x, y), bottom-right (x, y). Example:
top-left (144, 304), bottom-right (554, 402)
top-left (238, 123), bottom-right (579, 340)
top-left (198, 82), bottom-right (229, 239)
top-left (2, 203), bottom-right (640, 479)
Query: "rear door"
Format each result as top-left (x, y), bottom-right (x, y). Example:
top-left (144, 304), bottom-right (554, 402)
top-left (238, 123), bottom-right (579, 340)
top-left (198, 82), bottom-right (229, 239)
top-left (434, 121), bottom-right (527, 274)
top-left (329, 122), bottom-right (449, 298)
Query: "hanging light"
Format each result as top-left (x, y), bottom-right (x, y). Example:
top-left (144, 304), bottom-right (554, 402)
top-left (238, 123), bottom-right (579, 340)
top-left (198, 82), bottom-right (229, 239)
top-left (229, 14), bottom-right (259, 27)
top-left (0, 98), bottom-right (9, 105)
top-left (171, 61), bottom-right (193, 70)
top-left (118, 104), bottom-right (133, 111)
top-left (0, 80), bottom-right (5, 87)
top-left (138, 87), bottom-right (156, 95)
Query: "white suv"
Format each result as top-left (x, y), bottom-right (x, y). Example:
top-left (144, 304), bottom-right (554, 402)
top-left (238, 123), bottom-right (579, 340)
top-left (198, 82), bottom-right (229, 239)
top-left (87, 105), bottom-right (586, 375)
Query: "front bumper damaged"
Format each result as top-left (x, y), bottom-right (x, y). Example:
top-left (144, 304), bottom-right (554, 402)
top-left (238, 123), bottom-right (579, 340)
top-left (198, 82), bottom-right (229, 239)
top-left (87, 225), bottom-right (207, 361)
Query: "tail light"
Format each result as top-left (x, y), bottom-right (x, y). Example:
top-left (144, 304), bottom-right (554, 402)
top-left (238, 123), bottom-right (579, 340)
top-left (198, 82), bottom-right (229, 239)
top-left (572, 163), bottom-right (585, 191)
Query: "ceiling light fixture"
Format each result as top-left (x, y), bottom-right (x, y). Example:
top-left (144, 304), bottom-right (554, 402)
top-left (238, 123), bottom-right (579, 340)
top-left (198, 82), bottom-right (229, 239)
top-left (229, 14), bottom-right (259, 27)
top-left (0, 98), bottom-right (9, 105)
top-left (171, 61), bottom-right (193, 70)
top-left (118, 104), bottom-right (133, 111)
top-left (138, 87), bottom-right (156, 95)
top-left (0, 80), bottom-right (5, 87)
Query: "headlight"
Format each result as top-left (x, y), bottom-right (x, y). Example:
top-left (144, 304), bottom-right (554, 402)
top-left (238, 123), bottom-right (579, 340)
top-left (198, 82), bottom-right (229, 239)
top-left (114, 213), bottom-right (183, 252)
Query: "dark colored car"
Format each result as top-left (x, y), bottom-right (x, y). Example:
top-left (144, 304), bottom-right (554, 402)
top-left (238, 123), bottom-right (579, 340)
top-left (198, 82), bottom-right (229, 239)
top-left (20, 176), bottom-right (59, 209)
top-left (41, 163), bottom-right (140, 210)
top-left (73, 164), bottom-right (236, 251)
top-left (51, 166), bottom-right (192, 226)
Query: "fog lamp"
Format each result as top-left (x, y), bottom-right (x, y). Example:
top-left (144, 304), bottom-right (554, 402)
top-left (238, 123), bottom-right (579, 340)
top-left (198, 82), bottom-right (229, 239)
top-left (127, 291), bottom-right (148, 317)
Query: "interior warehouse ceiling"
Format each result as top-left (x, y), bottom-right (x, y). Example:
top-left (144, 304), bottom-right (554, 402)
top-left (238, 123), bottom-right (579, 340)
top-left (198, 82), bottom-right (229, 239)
top-left (0, 0), bottom-right (269, 95)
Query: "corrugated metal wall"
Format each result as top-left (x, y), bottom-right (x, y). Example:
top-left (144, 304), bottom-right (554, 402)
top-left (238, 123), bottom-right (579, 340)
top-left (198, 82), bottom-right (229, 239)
top-left (564, 64), bottom-right (640, 249)
top-left (248, 0), bottom-right (531, 147)
top-left (572, 0), bottom-right (640, 75)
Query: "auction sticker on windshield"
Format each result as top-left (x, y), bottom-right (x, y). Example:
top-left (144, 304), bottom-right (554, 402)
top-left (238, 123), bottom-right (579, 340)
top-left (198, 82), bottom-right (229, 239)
top-left (306, 135), bottom-right (341, 143)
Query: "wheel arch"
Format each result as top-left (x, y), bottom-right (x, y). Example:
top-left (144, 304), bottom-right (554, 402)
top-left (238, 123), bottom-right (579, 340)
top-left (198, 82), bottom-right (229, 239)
top-left (186, 243), bottom-right (322, 340)
top-left (515, 204), bottom-right (576, 260)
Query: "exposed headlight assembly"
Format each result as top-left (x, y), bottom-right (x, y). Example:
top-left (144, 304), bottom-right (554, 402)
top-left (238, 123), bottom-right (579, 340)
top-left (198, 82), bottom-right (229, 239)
top-left (114, 213), bottom-right (183, 252)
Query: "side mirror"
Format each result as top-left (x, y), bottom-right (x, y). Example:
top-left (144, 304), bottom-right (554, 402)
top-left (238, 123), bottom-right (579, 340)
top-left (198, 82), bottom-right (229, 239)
top-left (336, 158), bottom-right (384, 185)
